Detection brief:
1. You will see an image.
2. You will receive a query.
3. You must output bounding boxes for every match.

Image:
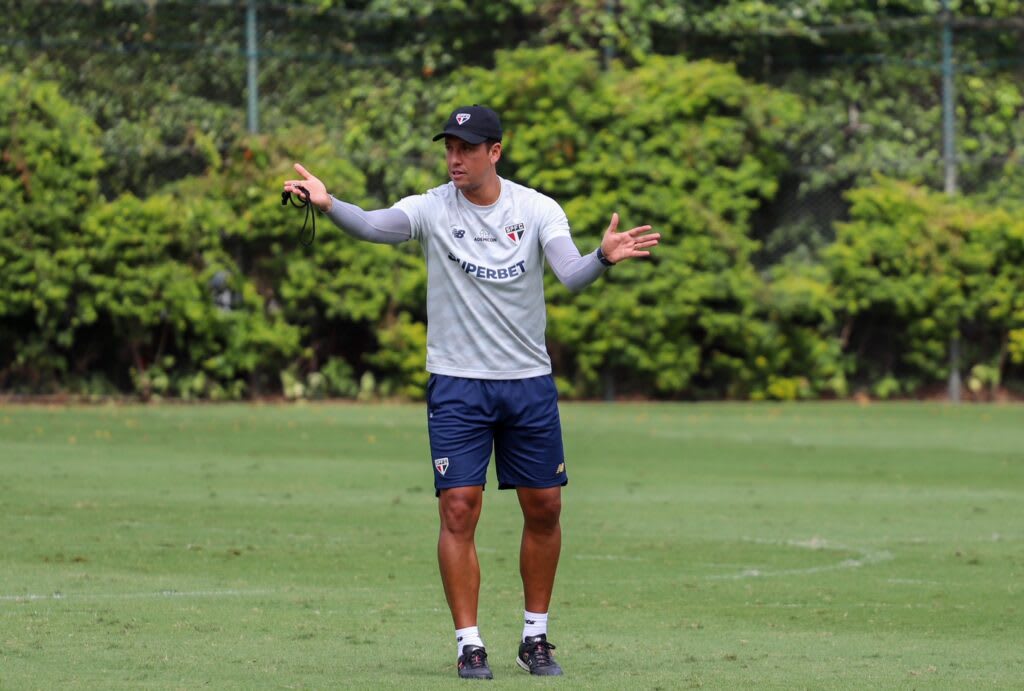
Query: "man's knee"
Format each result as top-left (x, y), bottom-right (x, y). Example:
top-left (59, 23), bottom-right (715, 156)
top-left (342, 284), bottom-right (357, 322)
top-left (521, 489), bottom-right (561, 531)
top-left (439, 487), bottom-right (483, 535)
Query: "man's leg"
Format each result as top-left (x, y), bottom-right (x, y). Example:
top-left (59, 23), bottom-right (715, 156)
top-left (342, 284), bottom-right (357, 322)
top-left (515, 485), bottom-right (564, 676)
top-left (437, 485), bottom-right (485, 628)
top-left (516, 485), bottom-right (562, 612)
top-left (438, 485), bottom-right (493, 679)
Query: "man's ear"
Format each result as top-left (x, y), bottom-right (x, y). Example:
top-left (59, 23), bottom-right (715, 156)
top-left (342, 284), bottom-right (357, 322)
top-left (489, 142), bottom-right (502, 164)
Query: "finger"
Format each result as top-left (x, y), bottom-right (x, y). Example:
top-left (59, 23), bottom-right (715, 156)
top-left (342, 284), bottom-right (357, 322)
top-left (606, 212), bottom-right (619, 235)
top-left (293, 162), bottom-right (312, 179)
top-left (627, 225), bottom-right (653, 236)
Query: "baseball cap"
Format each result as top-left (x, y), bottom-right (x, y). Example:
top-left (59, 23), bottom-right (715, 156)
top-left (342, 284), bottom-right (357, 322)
top-left (432, 105), bottom-right (503, 144)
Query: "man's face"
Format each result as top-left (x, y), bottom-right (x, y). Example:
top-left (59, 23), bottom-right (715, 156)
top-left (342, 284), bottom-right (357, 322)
top-left (445, 136), bottom-right (501, 193)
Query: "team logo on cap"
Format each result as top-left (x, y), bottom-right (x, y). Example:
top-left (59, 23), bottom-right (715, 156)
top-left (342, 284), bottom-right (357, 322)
top-left (455, 113), bottom-right (471, 125)
top-left (505, 222), bottom-right (525, 244)
top-left (434, 457), bottom-right (450, 475)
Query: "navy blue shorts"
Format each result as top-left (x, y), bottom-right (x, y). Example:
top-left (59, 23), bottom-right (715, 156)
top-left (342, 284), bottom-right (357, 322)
top-left (426, 374), bottom-right (567, 495)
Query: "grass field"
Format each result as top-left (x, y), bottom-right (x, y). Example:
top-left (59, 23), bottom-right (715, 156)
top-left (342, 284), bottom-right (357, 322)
top-left (1, 402), bottom-right (1022, 689)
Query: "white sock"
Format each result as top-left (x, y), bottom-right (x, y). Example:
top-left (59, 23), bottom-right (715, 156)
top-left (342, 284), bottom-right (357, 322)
top-left (456, 626), bottom-right (484, 657)
top-left (523, 610), bottom-right (548, 640)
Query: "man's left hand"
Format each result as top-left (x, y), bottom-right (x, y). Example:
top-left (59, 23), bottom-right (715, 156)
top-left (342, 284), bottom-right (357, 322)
top-left (600, 213), bottom-right (660, 264)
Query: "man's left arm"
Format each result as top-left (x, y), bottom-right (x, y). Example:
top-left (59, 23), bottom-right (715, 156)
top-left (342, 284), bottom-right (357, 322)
top-left (544, 213), bottom-right (660, 293)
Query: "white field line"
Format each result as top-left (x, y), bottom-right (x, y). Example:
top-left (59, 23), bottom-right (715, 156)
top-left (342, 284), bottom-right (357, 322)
top-left (573, 554), bottom-right (645, 561)
top-left (0, 588), bottom-right (275, 604)
top-left (705, 536), bottom-right (893, 580)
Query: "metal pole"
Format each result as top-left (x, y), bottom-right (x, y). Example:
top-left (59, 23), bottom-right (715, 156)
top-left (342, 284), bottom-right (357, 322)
top-left (603, 0), bottom-right (615, 70)
top-left (246, 0), bottom-right (259, 134)
top-left (941, 0), bottom-right (957, 196)
top-left (941, 0), bottom-right (961, 402)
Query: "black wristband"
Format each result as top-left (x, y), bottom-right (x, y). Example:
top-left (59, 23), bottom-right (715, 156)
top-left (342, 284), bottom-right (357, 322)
top-left (596, 246), bottom-right (615, 267)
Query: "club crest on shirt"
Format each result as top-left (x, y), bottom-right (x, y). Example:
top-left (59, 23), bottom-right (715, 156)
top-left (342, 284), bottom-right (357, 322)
top-left (434, 457), bottom-right (450, 475)
top-left (504, 222), bottom-right (525, 244)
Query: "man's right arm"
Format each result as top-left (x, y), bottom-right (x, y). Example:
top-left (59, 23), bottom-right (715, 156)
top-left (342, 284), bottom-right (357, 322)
top-left (325, 198), bottom-right (412, 245)
top-left (283, 162), bottom-right (413, 244)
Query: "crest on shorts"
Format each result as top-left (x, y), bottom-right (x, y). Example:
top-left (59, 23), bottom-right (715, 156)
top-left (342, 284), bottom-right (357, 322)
top-left (455, 113), bottom-right (471, 125)
top-left (434, 457), bottom-right (450, 475)
top-left (505, 222), bottom-right (525, 244)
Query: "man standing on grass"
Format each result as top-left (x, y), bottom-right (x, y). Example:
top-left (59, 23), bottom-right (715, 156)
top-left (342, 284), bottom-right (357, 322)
top-left (283, 105), bottom-right (659, 680)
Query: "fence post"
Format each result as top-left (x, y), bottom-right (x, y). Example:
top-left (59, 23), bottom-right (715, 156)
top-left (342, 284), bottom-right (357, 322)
top-left (603, 0), bottom-right (615, 69)
top-left (246, 0), bottom-right (260, 134)
top-left (941, 0), bottom-right (962, 403)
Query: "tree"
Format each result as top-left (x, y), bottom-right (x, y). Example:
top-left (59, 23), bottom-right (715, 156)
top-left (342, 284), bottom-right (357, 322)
top-left (0, 71), bottom-right (104, 391)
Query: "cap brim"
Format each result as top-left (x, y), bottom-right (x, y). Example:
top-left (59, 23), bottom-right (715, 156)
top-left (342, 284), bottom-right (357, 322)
top-left (432, 128), bottom-right (489, 144)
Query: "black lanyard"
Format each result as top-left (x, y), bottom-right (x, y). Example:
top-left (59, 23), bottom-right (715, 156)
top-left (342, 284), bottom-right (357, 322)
top-left (281, 185), bottom-right (316, 246)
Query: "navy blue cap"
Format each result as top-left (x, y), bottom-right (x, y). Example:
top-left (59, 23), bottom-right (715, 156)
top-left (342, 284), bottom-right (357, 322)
top-left (432, 105), bottom-right (503, 144)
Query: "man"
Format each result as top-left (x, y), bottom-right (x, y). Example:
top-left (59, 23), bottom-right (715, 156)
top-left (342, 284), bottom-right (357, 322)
top-left (283, 105), bottom-right (659, 680)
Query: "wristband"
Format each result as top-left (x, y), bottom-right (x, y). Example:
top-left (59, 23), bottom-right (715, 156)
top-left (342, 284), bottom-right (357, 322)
top-left (596, 246), bottom-right (615, 267)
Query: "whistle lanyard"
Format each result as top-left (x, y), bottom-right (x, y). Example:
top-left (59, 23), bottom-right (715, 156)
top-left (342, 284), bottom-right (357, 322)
top-left (281, 185), bottom-right (316, 246)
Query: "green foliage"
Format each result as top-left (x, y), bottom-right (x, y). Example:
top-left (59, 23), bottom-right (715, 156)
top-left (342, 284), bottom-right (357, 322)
top-left (2, 0), bottom-right (1023, 400)
top-left (54, 188), bottom-right (298, 400)
top-left (175, 129), bottom-right (429, 399)
top-left (826, 180), bottom-right (968, 390)
top-left (0, 71), bottom-right (104, 390)
top-left (825, 178), bottom-right (1024, 394)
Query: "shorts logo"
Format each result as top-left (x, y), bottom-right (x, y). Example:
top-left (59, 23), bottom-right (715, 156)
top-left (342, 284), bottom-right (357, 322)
top-left (456, 113), bottom-right (471, 125)
top-left (556, 462), bottom-right (565, 474)
top-left (434, 457), bottom-right (450, 475)
top-left (505, 222), bottom-right (525, 244)
top-left (452, 227), bottom-right (466, 239)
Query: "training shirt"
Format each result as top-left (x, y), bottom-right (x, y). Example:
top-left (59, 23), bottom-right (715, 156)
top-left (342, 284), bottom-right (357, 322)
top-left (392, 178), bottom-right (572, 380)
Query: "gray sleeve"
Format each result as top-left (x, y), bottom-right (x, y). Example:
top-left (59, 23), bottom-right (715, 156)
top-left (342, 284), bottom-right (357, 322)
top-left (324, 196), bottom-right (413, 245)
top-left (544, 236), bottom-right (608, 292)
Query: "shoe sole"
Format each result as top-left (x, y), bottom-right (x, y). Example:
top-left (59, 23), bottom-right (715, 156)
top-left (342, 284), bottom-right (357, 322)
top-left (516, 657), bottom-right (562, 676)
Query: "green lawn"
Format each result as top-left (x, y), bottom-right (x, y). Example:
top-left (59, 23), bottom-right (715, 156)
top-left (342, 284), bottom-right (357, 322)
top-left (1, 402), bottom-right (1022, 689)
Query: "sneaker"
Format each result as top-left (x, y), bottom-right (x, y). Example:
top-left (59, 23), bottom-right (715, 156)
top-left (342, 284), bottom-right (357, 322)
top-left (516, 634), bottom-right (563, 676)
top-left (457, 645), bottom-right (493, 680)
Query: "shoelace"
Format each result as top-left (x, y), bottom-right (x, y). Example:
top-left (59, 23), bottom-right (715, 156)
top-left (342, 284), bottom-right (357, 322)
top-left (466, 648), bottom-right (488, 668)
top-left (281, 185), bottom-right (316, 246)
top-left (529, 640), bottom-right (556, 666)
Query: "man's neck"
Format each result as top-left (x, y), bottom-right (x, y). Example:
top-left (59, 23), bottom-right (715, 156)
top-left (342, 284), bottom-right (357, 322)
top-left (461, 175), bottom-right (501, 206)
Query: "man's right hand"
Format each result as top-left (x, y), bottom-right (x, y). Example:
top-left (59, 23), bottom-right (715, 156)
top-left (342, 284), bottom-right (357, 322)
top-left (284, 163), bottom-right (332, 212)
